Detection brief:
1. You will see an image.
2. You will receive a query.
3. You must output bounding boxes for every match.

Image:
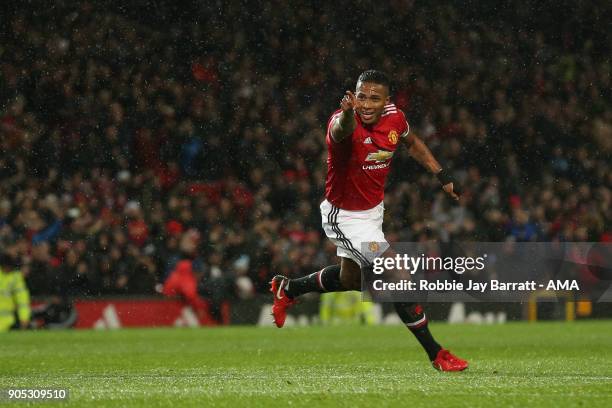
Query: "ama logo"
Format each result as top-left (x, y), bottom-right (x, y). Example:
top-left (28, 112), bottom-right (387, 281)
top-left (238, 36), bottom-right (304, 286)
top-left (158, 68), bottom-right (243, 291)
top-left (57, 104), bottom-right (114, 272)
top-left (546, 280), bottom-right (580, 290)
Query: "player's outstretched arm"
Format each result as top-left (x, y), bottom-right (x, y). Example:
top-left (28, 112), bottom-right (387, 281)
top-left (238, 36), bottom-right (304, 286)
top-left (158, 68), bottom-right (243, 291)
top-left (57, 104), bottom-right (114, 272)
top-left (330, 91), bottom-right (358, 142)
top-left (402, 132), bottom-right (461, 200)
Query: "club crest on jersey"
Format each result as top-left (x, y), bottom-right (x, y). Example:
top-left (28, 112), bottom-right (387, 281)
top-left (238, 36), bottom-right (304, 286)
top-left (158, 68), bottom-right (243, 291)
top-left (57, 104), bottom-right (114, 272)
top-left (365, 150), bottom-right (394, 163)
top-left (388, 130), bottom-right (399, 144)
top-left (368, 242), bottom-right (380, 252)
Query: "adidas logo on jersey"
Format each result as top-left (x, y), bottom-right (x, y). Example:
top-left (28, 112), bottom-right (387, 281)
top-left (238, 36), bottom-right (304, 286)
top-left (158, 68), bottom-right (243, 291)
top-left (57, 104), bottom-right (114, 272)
top-left (364, 136), bottom-right (372, 144)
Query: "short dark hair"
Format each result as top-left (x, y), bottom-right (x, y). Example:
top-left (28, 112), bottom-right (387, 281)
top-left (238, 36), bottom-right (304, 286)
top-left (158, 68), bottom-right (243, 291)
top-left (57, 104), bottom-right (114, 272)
top-left (357, 70), bottom-right (391, 91)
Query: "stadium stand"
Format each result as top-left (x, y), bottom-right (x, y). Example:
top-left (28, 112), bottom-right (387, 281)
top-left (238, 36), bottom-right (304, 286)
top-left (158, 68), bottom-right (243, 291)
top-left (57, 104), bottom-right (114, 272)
top-left (0, 1), bottom-right (609, 302)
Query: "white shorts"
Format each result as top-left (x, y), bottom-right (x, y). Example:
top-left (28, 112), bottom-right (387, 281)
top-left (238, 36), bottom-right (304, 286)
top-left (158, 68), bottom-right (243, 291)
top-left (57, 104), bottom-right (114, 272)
top-left (320, 199), bottom-right (390, 267)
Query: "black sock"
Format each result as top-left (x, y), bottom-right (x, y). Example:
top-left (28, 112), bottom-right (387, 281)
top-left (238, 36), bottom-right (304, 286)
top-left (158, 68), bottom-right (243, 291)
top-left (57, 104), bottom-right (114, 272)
top-left (394, 302), bottom-right (442, 361)
top-left (284, 264), bottom-right (343, 298)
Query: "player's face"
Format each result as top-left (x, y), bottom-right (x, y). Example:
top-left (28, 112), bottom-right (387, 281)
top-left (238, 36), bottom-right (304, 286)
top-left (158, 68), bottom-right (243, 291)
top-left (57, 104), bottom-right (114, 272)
top-left (355, 81), bottom-right (390, 125)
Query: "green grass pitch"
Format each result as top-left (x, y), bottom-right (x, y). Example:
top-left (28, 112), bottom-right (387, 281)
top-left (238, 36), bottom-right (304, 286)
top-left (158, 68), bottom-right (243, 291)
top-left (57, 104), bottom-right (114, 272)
top-left (2, 321), bottom-right (611, 407)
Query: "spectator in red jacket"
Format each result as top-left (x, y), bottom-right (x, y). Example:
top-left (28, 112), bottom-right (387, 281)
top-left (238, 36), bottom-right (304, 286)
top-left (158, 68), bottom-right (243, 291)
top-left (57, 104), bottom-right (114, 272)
top-left (162, 259), bottom-right (212, 323)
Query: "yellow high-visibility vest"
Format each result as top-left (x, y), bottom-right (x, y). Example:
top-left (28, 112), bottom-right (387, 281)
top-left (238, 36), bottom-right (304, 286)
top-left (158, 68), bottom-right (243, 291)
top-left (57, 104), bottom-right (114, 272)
top-left (0, 268), bottom-right (31, 331)
top-left (319, 291), bottom-right (375, 325)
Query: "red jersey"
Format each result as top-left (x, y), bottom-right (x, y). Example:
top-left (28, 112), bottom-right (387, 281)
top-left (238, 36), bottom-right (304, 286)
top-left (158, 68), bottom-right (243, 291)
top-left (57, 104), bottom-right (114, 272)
top-left (324, 104), bottom-right (409, 210)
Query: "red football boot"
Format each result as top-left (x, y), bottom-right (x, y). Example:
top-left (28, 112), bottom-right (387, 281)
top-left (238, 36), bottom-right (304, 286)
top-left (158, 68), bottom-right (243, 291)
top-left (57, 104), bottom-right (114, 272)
top-left (432, 349), bottom-right (469, 371)
top-left (270, 275), bottom-right (297, 328)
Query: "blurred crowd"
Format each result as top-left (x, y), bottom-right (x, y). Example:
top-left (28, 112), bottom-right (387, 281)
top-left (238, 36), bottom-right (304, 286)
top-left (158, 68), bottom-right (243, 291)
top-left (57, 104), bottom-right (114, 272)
top-left (0, 1), bottom-right (610, 298)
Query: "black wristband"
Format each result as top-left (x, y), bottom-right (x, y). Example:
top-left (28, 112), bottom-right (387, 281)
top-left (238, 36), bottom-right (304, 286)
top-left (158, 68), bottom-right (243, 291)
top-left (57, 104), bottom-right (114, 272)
top-left (436, 169), bottom-right (462, 196)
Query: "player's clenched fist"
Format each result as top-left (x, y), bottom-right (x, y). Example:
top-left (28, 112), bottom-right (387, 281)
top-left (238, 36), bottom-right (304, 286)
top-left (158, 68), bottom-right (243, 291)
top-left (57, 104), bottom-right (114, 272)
top-left (340, 90), bottom-right (357, 112)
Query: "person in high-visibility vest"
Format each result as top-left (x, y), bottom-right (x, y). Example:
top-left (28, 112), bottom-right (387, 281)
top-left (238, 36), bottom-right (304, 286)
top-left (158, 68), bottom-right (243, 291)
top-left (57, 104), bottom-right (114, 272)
top-left (319, 291), bottom-right (375, 325)
top-left (0, 254), bottom-right (31, 331)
